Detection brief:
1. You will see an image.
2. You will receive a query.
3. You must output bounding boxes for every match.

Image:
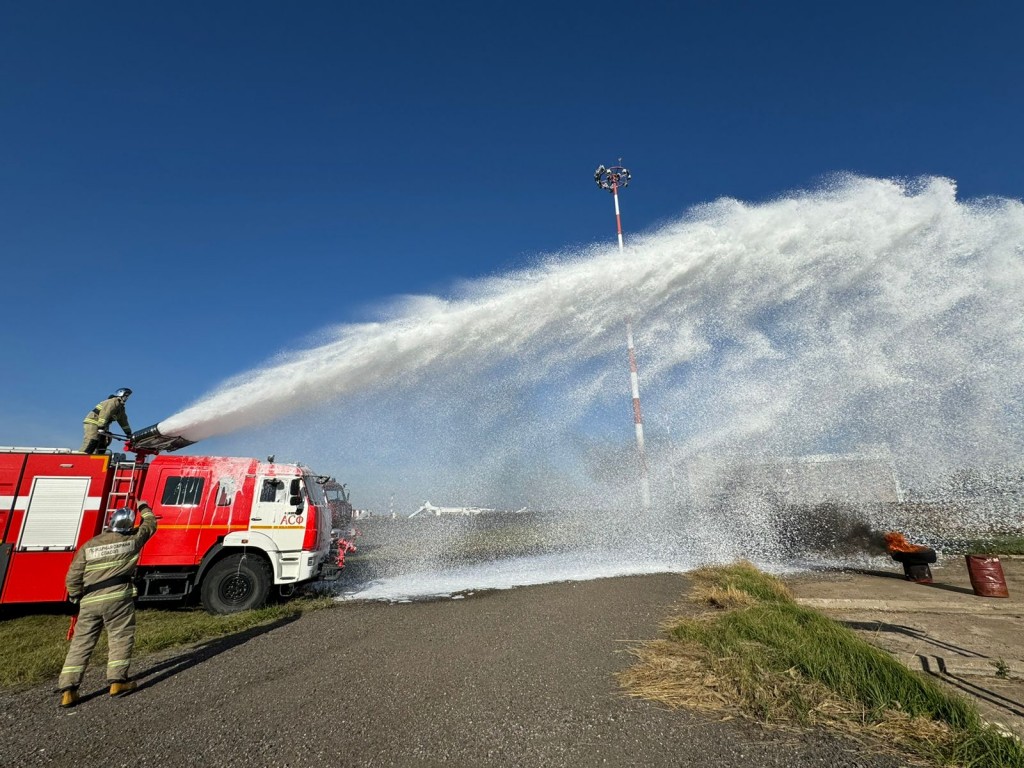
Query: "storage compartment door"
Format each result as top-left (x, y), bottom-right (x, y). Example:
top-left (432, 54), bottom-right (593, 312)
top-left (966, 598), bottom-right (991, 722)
top-left (18, 477), bottom-right (90, 551)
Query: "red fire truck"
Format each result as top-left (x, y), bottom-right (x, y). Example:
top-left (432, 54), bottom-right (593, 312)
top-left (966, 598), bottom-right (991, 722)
top-left (321, 478), bottom-right (354, 529)
top-left (0, 424), bottom-right (338, 614)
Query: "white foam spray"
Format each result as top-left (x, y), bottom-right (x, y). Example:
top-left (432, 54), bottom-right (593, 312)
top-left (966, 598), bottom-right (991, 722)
top-left (161, 175), bottom-right (1024, 597)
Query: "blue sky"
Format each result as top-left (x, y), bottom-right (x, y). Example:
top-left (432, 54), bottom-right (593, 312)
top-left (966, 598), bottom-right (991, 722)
top-left (2, 1), bottom-right (1023, 449)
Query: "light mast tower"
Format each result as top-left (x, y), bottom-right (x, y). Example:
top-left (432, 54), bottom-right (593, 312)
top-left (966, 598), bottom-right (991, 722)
top-left (594, 161), bottom-right (651, 508)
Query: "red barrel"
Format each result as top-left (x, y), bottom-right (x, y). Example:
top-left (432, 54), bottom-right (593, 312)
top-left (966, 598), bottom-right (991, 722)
top-left (965, 555), bottom-right (1010, 598)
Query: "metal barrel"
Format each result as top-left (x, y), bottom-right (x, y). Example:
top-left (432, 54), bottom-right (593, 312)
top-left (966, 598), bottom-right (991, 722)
top-left (965, 555), bottom-right (1010, 598)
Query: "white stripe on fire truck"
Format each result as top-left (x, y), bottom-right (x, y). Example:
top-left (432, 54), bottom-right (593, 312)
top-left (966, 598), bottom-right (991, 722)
top-left (0, 508), bottom-right (303, 532)
top-left (158, 524), bottom-right (303, 531)
top-left (2, 495), bottom-right (103, 511)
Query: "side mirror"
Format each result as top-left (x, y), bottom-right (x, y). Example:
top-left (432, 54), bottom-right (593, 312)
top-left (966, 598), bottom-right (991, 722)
top-left (289, 478), bottom-right (301, 495)
top-left (289, 495), bottom-right (303, 507)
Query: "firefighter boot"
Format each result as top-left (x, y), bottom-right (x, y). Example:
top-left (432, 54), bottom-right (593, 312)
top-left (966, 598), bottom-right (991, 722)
top-left (60, 688), bottom-right (79, 708)
top-left (109, 681), bottom-right (136, 697)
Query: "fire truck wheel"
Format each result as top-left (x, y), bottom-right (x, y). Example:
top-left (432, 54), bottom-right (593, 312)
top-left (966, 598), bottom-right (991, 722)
top-left (201, 553), bottom-right (272, 615)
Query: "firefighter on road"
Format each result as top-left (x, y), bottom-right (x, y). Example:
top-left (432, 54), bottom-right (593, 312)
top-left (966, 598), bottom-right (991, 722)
top-left (59, 501), bottom-right (158, 707)
top-left (80, 388), bottom-right (133, 454)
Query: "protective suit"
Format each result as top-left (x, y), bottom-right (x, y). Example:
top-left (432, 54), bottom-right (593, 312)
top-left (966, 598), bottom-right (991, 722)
top-left (80, 393), bottom-right (132, 454)
top-left (58, 502), bottom-right (158, 703)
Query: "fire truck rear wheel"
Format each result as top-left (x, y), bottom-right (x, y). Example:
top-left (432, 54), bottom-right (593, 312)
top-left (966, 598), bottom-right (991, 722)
top-left (201, 553), bottom-right (272, 615)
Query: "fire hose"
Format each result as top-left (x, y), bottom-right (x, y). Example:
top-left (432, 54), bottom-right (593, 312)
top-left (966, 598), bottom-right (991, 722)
top-left (65, 590), bottom-right (87, 640)
top-left (85, 429), bottom-right (130, 455)
top-left (97, 430), bottom-right (129, 442)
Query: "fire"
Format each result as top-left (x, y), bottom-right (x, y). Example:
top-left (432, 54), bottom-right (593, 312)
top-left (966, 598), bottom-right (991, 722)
top-left (883, 531), bottom-right (930, 554)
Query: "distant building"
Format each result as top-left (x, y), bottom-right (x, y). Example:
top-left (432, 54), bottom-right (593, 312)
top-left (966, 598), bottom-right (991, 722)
top-left (409, 501), bottom-right (496, 518)
top-left (408, 501), bottom-right (528, 518)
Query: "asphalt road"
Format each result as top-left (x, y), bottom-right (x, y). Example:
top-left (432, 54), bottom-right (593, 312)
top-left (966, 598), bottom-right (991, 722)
top-left (1, 574), bottom-right (906, 768)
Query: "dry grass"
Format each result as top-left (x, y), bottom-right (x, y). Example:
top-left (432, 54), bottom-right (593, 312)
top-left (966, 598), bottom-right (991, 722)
top-left (620, 637), bottom-right (955, 755)
top-left (689, 584), bottom-right (759, 611)
top-left (618, 562), bottom-right (1024, 768)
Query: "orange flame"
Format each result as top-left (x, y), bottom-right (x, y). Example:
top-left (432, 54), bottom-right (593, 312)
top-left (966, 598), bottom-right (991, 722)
top-left (884, 531), bottom-right (930, 554)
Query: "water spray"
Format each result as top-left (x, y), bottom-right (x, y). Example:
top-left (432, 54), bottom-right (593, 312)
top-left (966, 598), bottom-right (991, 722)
top-left (626, 318), bottom-right (651, 507)
top-left (157, 174), bottom-right (1024, 561)
top-left (595, 161), bottom-right (651, 508)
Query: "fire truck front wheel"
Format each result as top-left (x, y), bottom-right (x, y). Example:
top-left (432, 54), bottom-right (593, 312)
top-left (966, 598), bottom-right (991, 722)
top-left (201, 553), bottom-right (272, 615)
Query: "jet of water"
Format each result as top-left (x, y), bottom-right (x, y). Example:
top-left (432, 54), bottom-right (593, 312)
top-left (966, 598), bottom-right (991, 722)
top-left (162, 174), bottom-right (1024, 538)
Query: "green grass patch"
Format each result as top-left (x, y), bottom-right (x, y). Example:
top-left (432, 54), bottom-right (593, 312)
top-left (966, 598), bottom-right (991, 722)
top-left (955, 535), bottom-right (1024, 556)
top-left (620, 562), bottom-right (1024, 768)
top-left (0, 596), bottom-right (334, 689)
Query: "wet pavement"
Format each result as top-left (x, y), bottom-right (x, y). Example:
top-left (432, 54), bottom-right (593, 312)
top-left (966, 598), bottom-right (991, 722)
top-left (0, 573), bottom-right (907, 768)
top-left (5, 511), bottom-right (1019, 767)
top-left (787, 555), bottom-right (1024, 736)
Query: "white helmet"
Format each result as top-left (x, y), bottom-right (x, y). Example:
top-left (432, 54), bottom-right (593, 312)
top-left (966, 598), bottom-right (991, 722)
top-left (114, 388), bottom-right (133, 400)
top-left (109, 507), bottom-right (135, 534)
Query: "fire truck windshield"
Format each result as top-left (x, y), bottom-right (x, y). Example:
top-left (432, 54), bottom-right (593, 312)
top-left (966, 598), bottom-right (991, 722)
top-left (303, 476), bottom-right (327, 508)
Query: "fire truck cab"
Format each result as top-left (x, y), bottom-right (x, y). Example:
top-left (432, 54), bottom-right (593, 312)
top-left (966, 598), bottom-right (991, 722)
top-left (320, 477), bottom-right (353, 529)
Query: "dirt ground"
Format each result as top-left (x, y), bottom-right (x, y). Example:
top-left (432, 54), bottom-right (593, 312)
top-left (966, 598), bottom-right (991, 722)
top-left (0, 573), bottom-right (908, 768)
top-left (2, 546), bottom-right (1020, 766)
top-left (786, 555), bottom-right (1024, 737)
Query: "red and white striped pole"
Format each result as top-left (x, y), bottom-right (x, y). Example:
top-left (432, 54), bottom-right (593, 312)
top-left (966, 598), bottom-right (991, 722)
top-left (612, 177), bottom-right (625, 251)
top-left (595, 162), bottom-right (651, 508)
top-left (626, 318), bottom-right (651, 507)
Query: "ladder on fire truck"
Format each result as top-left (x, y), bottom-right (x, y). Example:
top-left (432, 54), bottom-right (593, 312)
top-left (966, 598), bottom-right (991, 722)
top-left (105, 460), bottom-right (144, 519)
top-left (105, 458), bottom-right (190, 602)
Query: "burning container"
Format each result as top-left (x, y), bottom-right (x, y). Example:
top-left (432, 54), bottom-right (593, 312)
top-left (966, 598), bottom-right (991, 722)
top-left (884, 532), bottom-right (937, 583)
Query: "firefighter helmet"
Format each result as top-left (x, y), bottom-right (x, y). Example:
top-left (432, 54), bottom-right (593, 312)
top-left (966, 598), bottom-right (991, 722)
top-left (109, 507), bottom-right (136, 534)
top-left (114, 388), bottom-right (132, 400)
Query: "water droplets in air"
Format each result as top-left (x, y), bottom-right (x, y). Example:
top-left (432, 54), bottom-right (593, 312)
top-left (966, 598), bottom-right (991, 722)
top-left (159, 175), bottom-right (1024, 599)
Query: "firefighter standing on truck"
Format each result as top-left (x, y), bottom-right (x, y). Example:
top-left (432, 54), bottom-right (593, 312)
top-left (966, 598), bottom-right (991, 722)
top-left (58, 501), bottom-right (158, 707)
top-left (80, 388), bottom-right (133, 454)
